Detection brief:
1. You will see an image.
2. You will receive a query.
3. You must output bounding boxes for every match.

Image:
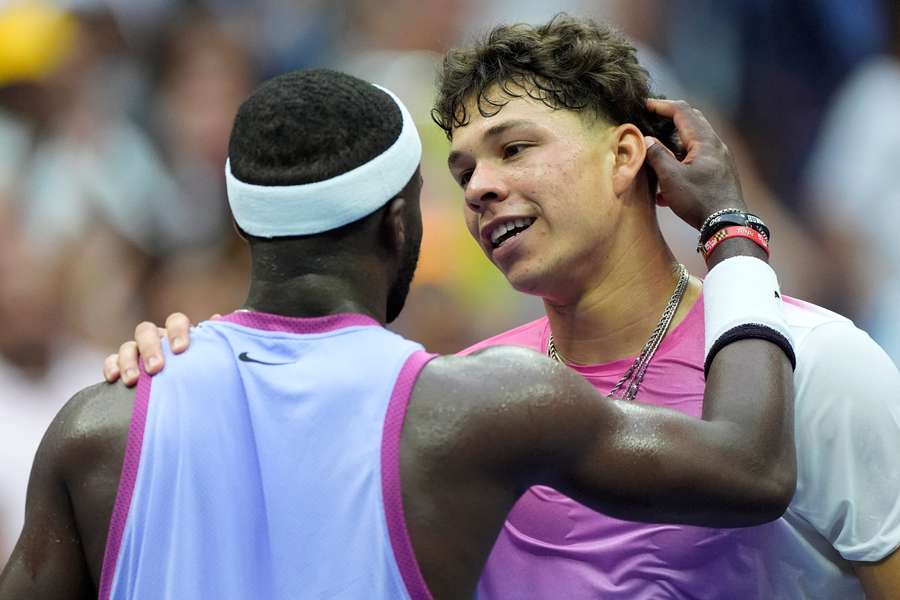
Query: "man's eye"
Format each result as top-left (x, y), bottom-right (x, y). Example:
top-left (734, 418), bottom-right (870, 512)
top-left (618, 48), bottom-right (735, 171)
top-left (503, 144), bottom-right (527, 158)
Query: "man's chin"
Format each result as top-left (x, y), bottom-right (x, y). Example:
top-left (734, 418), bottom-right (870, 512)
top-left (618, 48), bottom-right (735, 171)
top-left (503, 267), bottom-right (552, 298)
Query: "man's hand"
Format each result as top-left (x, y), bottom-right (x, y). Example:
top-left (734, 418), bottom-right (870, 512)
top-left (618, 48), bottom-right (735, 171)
top-left (644, 99), bottom-right (747, 231)
top-left (102, 312), bottom-right (197, 386)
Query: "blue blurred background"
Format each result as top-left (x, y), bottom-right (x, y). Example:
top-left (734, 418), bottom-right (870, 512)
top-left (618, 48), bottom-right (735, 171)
top-left (1, 0), bottom-right (898, 564)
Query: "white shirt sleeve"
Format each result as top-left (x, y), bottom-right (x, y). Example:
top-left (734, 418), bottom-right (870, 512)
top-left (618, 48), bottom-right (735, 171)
top-left (790, 320), bottom-right (900, 562)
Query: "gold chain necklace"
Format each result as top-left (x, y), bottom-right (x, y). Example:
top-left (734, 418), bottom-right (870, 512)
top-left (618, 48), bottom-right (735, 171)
top-left (547, 264), bottom-right (690, 401)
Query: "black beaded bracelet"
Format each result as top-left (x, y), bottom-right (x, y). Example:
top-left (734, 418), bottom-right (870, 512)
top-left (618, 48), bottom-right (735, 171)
top-left (697, 211), bottom-right (770, 253)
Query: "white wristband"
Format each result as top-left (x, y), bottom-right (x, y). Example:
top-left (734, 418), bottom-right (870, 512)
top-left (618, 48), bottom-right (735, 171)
top-left (703, 256), bottom-right (796, 377)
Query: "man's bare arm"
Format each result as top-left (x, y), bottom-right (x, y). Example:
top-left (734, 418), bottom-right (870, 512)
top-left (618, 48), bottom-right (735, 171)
top-left (0, 391), bottom-right (98, 599)
top-left (422, 328), bottom-right (792, 529)
top-left (565, 336), bottom-right (793, 527)
top-left (0, 382), bottom-right (130, 599)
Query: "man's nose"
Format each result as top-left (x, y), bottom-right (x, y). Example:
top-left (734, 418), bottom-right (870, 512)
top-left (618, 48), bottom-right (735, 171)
top-left (465, 165), bottom-right (509, 211)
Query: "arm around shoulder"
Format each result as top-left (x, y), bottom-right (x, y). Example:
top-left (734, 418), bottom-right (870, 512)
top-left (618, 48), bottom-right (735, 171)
top-left (420, 337), bottom-right (794, 529)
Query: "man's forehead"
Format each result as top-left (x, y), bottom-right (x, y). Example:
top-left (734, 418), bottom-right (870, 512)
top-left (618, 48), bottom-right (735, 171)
top-left (449, 95), bottom-right (552, 147)
top-left (447, 93), bottom-right (607, 159)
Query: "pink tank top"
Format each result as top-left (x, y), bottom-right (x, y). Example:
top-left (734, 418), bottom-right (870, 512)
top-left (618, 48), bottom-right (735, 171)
top-left (464, 297), bottom-right (784, 600)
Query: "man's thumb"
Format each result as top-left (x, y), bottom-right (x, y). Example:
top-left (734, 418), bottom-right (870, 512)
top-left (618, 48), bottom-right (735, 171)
top-left (644, 136), bottom-right (679, 180)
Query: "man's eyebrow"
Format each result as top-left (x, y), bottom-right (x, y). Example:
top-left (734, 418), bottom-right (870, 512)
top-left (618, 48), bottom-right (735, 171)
top-left (447, 119), bottom-right (537, 168)
top-left (448, 150), bottom-right (466, 169)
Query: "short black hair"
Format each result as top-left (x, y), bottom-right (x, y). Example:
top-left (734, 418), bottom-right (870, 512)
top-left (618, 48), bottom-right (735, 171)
top-left (229, 69), bottom-right (402, 186)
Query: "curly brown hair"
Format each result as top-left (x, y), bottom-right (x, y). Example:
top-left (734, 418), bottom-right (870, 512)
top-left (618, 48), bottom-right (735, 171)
top-left (432, 14), bottom-right (676, 150)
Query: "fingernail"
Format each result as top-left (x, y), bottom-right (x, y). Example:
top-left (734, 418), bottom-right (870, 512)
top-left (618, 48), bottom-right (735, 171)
top-left (645, 136), bottom-right (657, 147)
top-left (146, 356), bottom-right (160, 371)
top-left (172, 336), bottom-right (187, 351)
top-left (125, 368), bottom-right (139, 381)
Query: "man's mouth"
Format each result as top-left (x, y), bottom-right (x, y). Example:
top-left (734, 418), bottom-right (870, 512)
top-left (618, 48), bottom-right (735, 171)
top-left (489, 218), bottom-right (536, 249)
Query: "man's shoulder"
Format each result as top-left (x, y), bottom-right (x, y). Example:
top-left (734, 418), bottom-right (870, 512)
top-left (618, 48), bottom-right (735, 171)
top-left (149, 320), bottom-right (258, 380)
top-left (783, 296), bottom-right (898, 443)
top-left (56, 382), bottom-right (134, 459)
top-left (413, 346), bottom-right (595, 473)
top-left (781, 295), bottom-right (897, 391)
top-left (782, 293), bottom-right (891, 353)
top-left (782, 295), bottom-right (851, 334)
top-left (778, 301), bottom-right (900, 564)
top-left (781, 296), bottom-right (865, 356)
top-left (458, 317), bottom-right (548, 356)
top-left (27, 381), bottom-right (134, 492)
top-left (418, 345), bottom-right (573, 432)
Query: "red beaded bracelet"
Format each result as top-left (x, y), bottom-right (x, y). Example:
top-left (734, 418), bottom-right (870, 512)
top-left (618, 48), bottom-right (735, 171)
top-left (701, 225), bottom-right (769, 258)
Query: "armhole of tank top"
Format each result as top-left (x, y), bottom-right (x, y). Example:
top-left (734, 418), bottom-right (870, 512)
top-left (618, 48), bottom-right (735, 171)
top-left (381, 350), bottom-right (437, 600)
top-left (98, 366), bottom-right (154, 600)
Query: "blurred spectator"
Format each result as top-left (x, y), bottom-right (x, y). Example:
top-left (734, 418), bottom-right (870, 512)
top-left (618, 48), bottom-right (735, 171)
top-left (7, 8), bottom-right (175, 257)
top-left (346, 0), bottom-right (469, 54)
top-left (146, 9), bottom-right (256, 254)
top-left (0, 206), bottom-right (105, 566)
top-left (0, 4), bottom-right (172, 349)
top-left (803, 1), bottom-right (900, 362)
top-left (665, 0), bottom-right (886, 203)
top-left (143, 247), bottom-right (249, 327)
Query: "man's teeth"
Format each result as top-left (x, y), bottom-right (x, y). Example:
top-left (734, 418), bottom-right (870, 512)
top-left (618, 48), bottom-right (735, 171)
top-left (490, 218), bottom-right (536, 246)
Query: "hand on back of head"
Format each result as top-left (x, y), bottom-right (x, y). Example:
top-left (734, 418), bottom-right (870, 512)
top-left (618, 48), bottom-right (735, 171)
top-left (644, 99), bottom-right (746, 230)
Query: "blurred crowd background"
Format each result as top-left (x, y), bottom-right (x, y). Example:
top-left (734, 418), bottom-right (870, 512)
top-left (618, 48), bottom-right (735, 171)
top-left (1, 0), bottom-right (898, 565)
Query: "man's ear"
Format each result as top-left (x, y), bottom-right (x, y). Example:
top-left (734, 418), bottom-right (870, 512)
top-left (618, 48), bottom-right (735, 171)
top-left (381, 196), bottom-right (407, 255)
top-left (611, 123), bottom-right (648, 197)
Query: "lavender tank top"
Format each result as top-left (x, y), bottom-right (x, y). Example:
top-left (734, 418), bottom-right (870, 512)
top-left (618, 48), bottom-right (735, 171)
top-left (98, 311), bottom-right (435, 600)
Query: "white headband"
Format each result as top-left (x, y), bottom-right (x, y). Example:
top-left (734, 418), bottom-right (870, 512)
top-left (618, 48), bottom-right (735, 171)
top-left (225, 85), bottom-right (422, 237)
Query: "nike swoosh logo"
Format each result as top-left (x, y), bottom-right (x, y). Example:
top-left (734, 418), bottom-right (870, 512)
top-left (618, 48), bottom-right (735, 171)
top-left (238, 352), bottom-right (294, 366)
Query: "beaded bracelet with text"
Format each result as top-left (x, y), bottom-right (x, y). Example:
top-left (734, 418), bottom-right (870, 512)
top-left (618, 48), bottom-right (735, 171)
top-left (697, 212), bottom-right (770, 253)
top-left (701, 225), bottom-right (770, 259)
top-left (697, 208), bottom-right (745, 243)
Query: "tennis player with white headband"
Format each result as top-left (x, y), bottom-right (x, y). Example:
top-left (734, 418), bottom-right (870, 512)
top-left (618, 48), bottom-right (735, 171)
top-left (2, 69), bottom-right (797, 600)
top-left (224, 84), bottom-right (422, 238)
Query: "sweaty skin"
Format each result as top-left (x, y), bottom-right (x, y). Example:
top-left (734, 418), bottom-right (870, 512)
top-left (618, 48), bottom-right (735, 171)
top-left (0, 101), bottom-right (795, 600)
top-left (0, 288), bottom-right (792, 600)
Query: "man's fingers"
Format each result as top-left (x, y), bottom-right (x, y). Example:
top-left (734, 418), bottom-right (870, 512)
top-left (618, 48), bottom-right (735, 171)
top-left (103, 353), bottom-right (121, 383)
top-left (117, 341), bottom-right (141, 386)
top-left (165, 312), bottom-right (192, 353)
top-left (646, 99), bottom-right (711, 148)
top-left (135, 321), bottom-right (165, 374)
top-left (644, 136), bottom-right (681, 182)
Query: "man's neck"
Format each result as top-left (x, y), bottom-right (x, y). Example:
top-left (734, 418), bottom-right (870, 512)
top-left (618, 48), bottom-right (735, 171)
top-left (543, 226), bottom-right (701, 365)
top-left (243, 273), bottom-right (387, 324)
